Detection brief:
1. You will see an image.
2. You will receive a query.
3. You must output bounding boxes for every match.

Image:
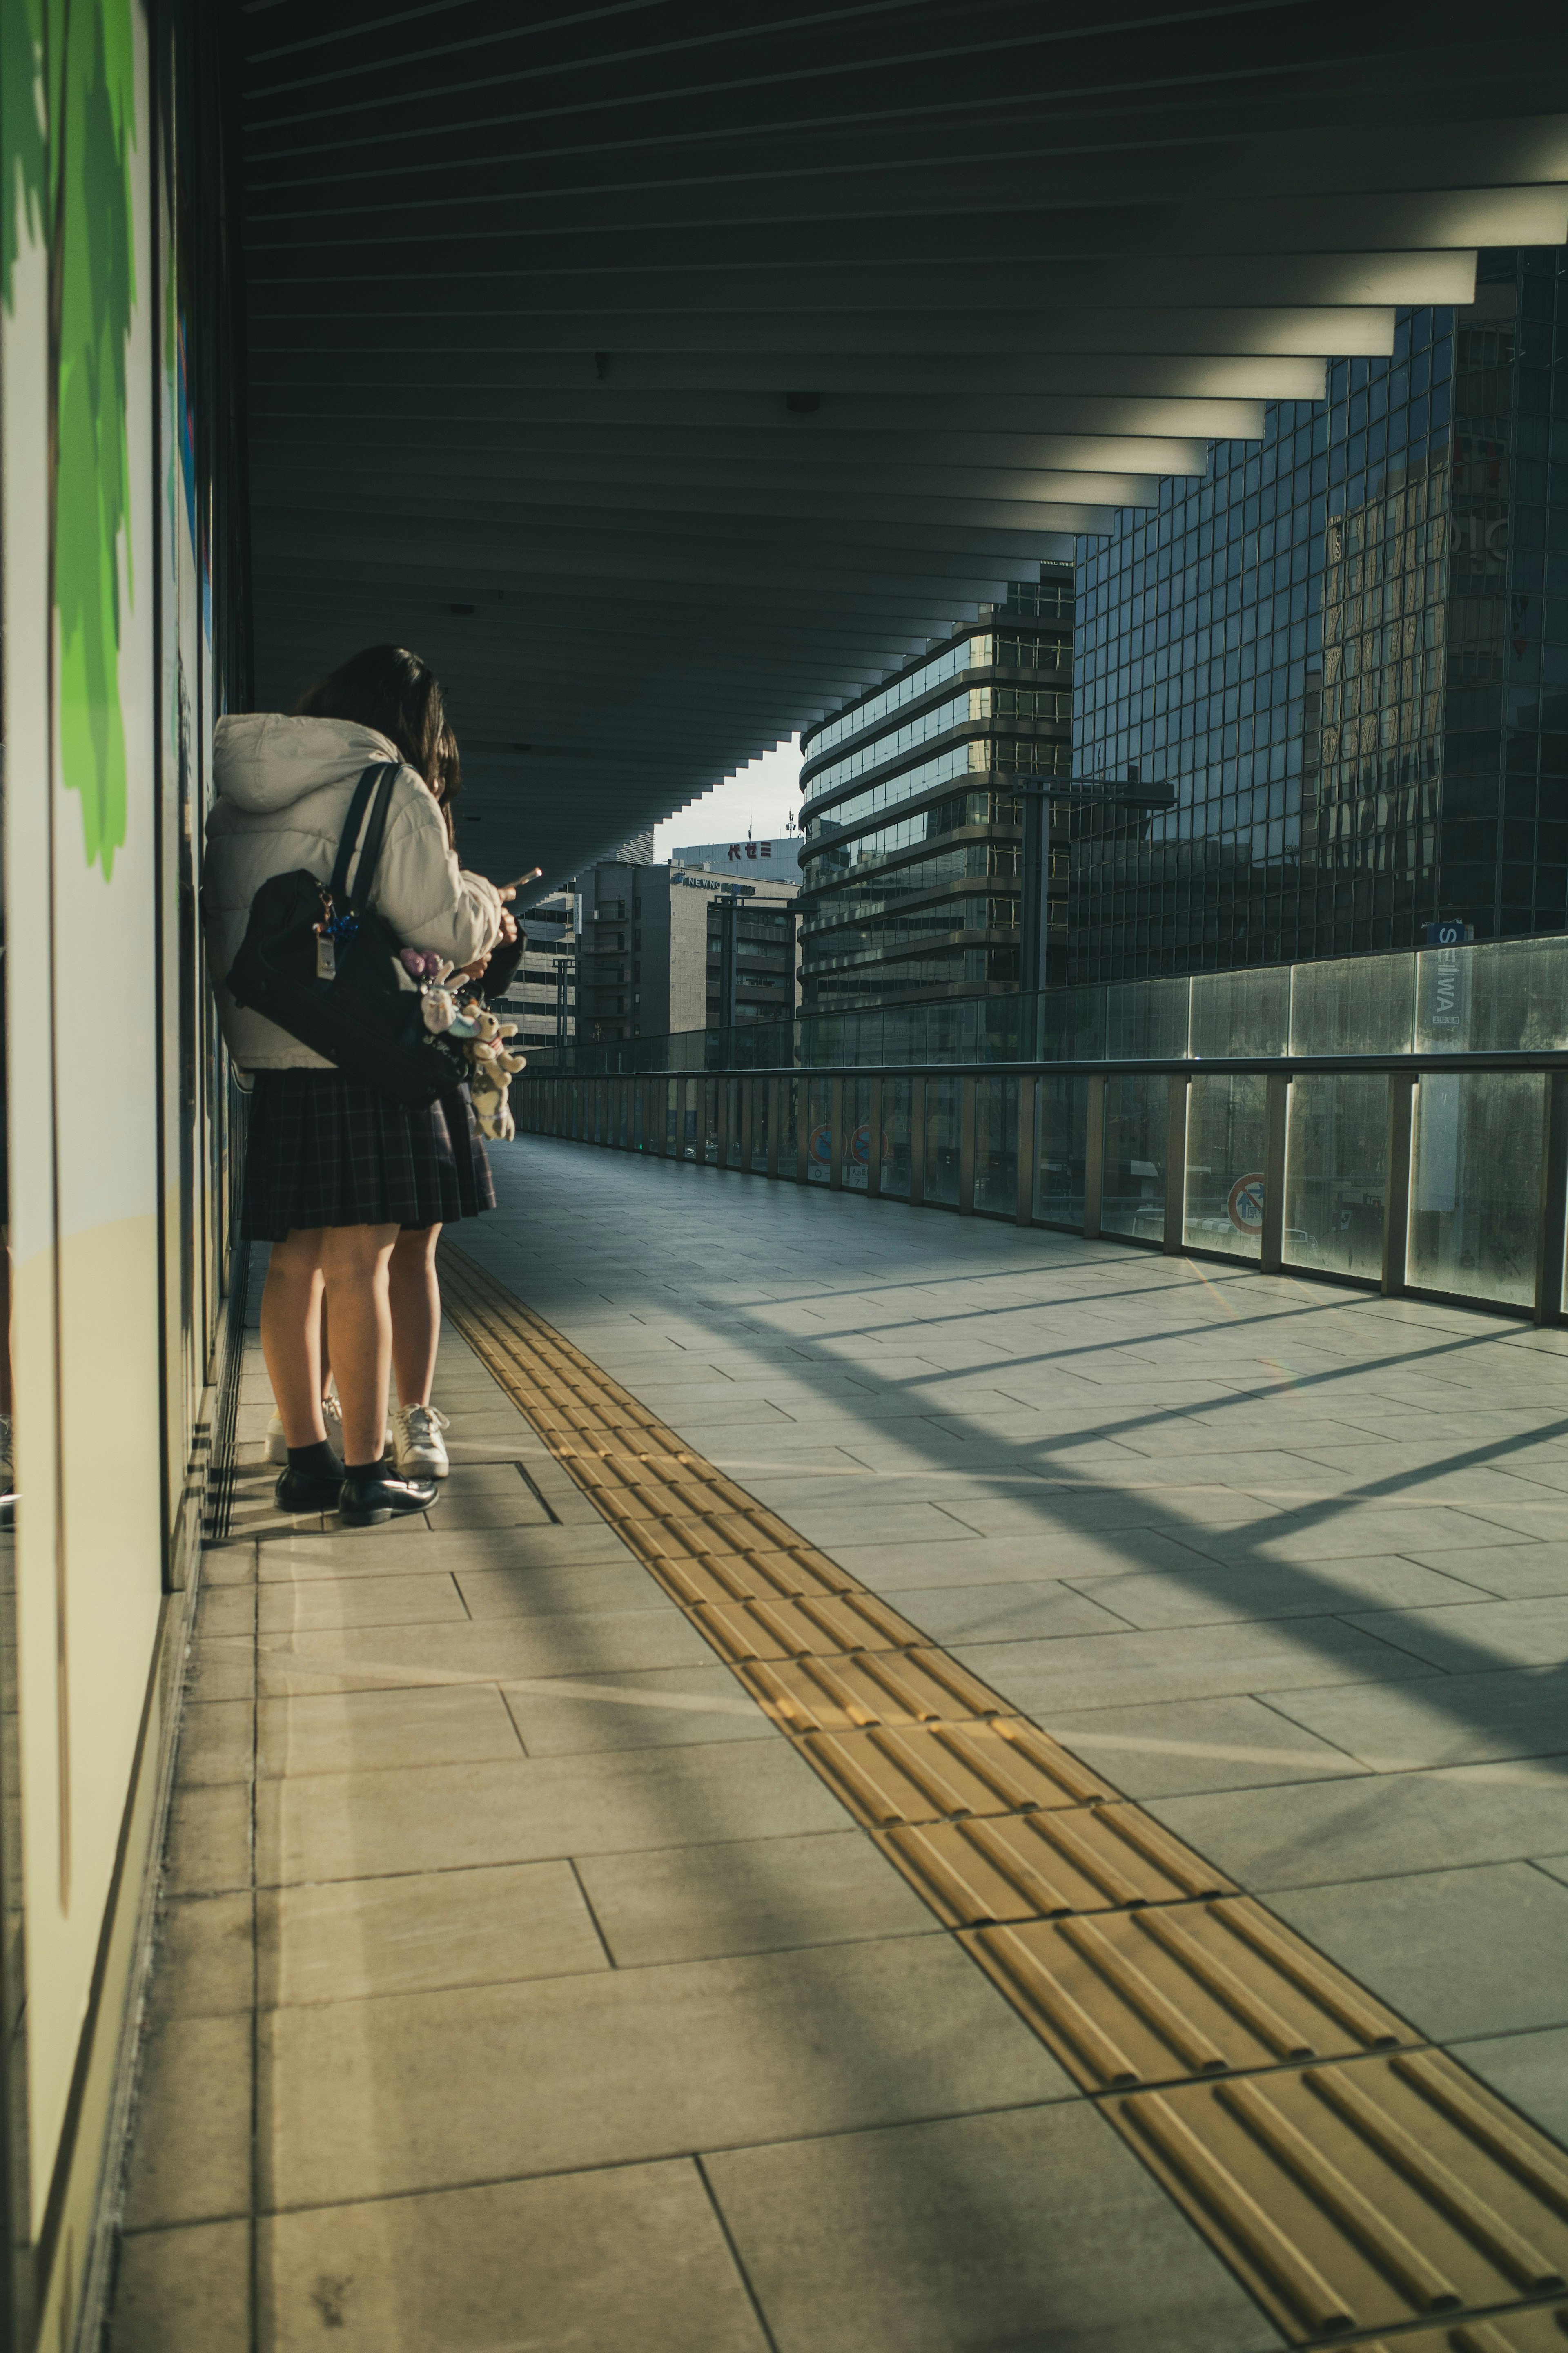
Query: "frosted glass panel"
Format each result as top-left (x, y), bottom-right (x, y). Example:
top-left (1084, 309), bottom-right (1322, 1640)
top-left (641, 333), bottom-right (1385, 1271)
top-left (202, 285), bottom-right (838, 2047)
top-left (882, 1079), bottom-right (912, 1198)
top-left (1102, 1075), bottom-right (1167, 1242)
top-left (976, 1077), bottom-right (1018, 1216)
top-left (1185, 1075), bottom-right (1267, 1259)
top-left (1416, 939), bottom-right (1568, 1054)
top-left (1284, 1074), bottom-right (1388, 1279)
top-left (1036, 1076), bottom-right (1087, 1226)
top-left (1288, 954), bottom-right (1415, 1056)
top-left (806, 1076), bottom-right (833, 1183)
top-left (1408, 1073), bottom-right (1543, 1307)
top-left (925, 1077), bottom-right (962, 1206)
top-left (1191, 968), bottom-right (1288, 1058)
top-left (844, 1077), bottom-right (871, 1191)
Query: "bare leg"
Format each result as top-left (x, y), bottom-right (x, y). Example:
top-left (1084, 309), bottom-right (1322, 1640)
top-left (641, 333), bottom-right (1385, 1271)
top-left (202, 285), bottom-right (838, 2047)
top-left (261, 1232), bottom-right (328, 1448)
top-left (389, 1224), bottom-right (442, 1408)
top-left (318, 1222), bottom-right (399, 1464)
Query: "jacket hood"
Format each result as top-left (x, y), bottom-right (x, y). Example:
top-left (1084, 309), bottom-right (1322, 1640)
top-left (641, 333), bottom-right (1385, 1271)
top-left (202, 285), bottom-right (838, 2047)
top-left (212, 713), bottom-right (403, 814)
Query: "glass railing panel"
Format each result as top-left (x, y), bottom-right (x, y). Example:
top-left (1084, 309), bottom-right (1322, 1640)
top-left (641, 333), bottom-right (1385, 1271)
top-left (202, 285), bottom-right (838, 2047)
top-left (806, 1076), bottom-right (833, 1182)
top-left (1102, 1075), bottom-right (1167, 1243)
top-left (750, 1078), bottom-right (771, 1172)
top-left (845, 1077), bottom-right (872, 1190)
top-left (882, 1078), bottom-right (913, 1196)
top-left (1290, 952), bottom-right (1414, 1056)
top-left (925, 1077), bottom-right (962, 1205)
top-left (975, 1076), bottom-right (1018, 1214)
top-left (726, 1077), bottom-right (744, 1166)
top-left (1284, 1073), bottom-right (1388, 1280)
top-left (683, 1077), bottom-right (701, 1160)
top-left (1107, 977), bottom-right (1189, 1062)
top-left (1185, 1074), bottom-right (1267, 1258)
top-left (1409, 1071), bottom-right (1544, 1307)
top-left (1190, 968), bottom-right (1288, 1059)
top-left (1035, 1075), bottom-right (1087, 1225)
top-left (1415, 936), bottom-right (1568, 1054)
top-left (780, 1077), bottom-right (802, 1179)
top-left (1041, 985), bottom-right (1107, 1062)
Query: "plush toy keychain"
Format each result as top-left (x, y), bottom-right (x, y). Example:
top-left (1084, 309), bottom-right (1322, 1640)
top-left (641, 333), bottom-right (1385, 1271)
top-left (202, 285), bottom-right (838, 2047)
top-left (461, 1004), bottom-right (526, 1140)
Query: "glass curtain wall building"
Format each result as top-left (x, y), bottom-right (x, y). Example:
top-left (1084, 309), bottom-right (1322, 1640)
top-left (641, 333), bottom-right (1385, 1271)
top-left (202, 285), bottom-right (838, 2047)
top-left (1071, 247), bottom-right (1568, 979)
top-left (797, 571), bottom-right (1075, 1009)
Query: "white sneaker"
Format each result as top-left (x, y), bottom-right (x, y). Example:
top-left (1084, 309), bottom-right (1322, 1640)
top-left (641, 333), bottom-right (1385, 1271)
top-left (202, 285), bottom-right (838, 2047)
top-left (393, 1403), bottom-right (450, 1479)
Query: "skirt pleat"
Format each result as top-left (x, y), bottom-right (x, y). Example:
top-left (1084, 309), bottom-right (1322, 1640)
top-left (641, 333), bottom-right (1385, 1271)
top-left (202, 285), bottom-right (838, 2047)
top-left (241, 1069), bottom-right (495, 1241)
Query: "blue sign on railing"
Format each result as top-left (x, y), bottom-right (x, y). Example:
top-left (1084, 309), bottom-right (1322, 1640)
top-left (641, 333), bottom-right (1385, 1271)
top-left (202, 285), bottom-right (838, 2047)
top-left (1425, 921), bottom-right (1472, 946)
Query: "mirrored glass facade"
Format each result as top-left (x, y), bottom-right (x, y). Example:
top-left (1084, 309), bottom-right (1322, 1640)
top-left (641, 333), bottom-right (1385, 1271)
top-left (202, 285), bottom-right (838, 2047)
top-left (1071, 247), bottom-right (1568, 980)
top-left (797, 573), bottom-right (1074, 1009)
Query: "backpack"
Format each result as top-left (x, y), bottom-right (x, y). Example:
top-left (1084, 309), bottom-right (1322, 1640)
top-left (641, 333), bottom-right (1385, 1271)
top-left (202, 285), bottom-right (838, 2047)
top-left (225, 763), bottom-right (467, 1106)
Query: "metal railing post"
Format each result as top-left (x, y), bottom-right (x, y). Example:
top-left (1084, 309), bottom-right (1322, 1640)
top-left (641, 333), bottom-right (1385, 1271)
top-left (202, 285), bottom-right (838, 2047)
top-left (867, 1077), bottom-right (883, 1199)
top-left (767, 1077), bottom-right (781, 1178)
top-left (959, 1077), bottom-right (977, 1215)
top-left (1535, 1070), bottom-right (1568, 1325)
top-left (1016, 1074), bottom-right (1037, 1225)
top-left (1260, 1073), bottom-right (1289, 1274)
top-left (1163, 1074), bottom-right (1189, 1254)
top-left (1382, 1073), bottom-right (1415, 1296)
top-left (1083, 1075), bottom-right (1106, 1240)
top-left (909, 1077), bottom-right (927, 1207)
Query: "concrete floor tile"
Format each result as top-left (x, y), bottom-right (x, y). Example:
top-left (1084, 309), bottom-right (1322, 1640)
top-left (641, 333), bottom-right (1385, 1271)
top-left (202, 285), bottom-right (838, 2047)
top-left (1063, 1553), bottom-right (1489, 1628)
top-left (255, 1605), bottom-right (716, 1697)
top-left (258, 1859), bottom-right (607, 2005)
top-left (200, 1542), bottom-right (258, 1587)
top-left (258, 2163), bottom-right (770, 2353)
top-left (1042, 1693), bottom-right (1370, 1798)
top-left (256, 1735), bottom-right (846, 1885)
top-left (452, 1559), bottom-right (668, 1620)
top-left (1268, 1862), bottom-right (1568, 2039)
top-left (258, 1936), bottom-right (1072, 2207)
top-left (176, 1700), bottom-right (255, 1787)
top-left (704, 2103), bottom-right (1281, 2353)
top-left (1452, 2023), bottom-right (1568, 2148)
top-left (1344, 1594), bottom-right (1568, 1671)
top-left (257, 1572), bottom-right (467, 1634)
top-left (122, 2012), bottom-right (253, 2227)
top-left (1149, 1761), bottom-right (1568, 1889)
top-left (145, 1893), bottom-right (255, 2023)
top-left (165, 1782), bottom-right (253, 1897)
top-left (576, 1827), bottom-right (935, 1965)
top-left (501, 1663), bottom-right (779, 1755)
top-left (196, 1585), bottom-right (256, 1639)
top-left (258, 1684), bottom-right (523, 1778)
top-left (1263, 1668), bottom-right (1568, 1770)
top-left (109, 2220), bottom-right (249, 2353)
top-left (1401, 1538), bottom-right (1568, 1599)
top-left (955, 1616), bottom-right (1434, 1717)
top-left (263, 1519), bottom-right (638, 1582)
top-left (878, 1580), bottom-right (1134, 1646)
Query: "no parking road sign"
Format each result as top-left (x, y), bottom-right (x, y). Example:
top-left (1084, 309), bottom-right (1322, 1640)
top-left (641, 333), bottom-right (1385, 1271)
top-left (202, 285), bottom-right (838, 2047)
top-left (1227, 1172), bottom-right (1265, 1232)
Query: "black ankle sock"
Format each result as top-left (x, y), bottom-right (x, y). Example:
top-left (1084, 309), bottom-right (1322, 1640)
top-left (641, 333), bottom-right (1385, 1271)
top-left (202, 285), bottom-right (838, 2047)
top-left (287, 1439), bottom-right (342, 1479)
top-left (345, 1457), bottom-right (386, 1478)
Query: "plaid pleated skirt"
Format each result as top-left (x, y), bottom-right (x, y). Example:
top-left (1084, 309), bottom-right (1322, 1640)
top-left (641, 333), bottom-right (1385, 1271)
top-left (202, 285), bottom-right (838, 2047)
top-left (240, 1069), bottom-right (496, 1242)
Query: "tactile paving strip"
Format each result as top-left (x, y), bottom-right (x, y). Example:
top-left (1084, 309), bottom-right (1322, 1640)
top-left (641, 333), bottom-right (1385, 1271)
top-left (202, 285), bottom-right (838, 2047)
top-left (962, 1899), bottom-right (1412, 2089)
top-left (439, 1245), bottom-right (1568, 2350)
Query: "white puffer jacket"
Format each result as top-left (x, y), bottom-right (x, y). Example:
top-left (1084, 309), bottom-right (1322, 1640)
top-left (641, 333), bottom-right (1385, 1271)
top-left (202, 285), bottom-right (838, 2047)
top-left (205, 713), bottom-right (503, 1071)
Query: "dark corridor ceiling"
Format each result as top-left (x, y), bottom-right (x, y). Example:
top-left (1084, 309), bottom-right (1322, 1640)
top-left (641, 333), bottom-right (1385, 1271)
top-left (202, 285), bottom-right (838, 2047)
top-left (235, 1), bottom-right (1568, 894)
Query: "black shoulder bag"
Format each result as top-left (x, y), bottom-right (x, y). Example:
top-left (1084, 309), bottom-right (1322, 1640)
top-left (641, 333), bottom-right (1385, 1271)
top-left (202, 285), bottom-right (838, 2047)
top-left (225, 763), bottom-right (468, 1106)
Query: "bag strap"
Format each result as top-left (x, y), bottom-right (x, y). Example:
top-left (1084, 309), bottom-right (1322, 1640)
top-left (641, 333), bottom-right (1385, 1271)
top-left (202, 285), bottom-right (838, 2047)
top-left (326, 763), bottom-right (399, 909)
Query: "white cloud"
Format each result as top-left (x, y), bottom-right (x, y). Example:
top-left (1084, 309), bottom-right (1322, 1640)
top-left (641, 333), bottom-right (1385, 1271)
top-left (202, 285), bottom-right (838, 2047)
top-left (653, 737), bottom-right (802, 859)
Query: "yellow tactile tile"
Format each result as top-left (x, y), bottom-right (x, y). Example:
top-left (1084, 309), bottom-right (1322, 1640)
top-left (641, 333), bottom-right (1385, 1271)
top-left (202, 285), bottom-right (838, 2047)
top-left (884, 1805), bottom-right (1232, 1929)
top-left (802, 1720), bottom-right (1115, 1827)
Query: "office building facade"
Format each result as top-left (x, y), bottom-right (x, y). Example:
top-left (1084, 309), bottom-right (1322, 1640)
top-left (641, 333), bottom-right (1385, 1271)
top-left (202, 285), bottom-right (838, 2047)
top-left (575, 860), bottom-right (798, 1042)
top-left (1071, 247), bottom-right (1568, 980)
top-left (796, 573), bottom-right (1075, 1010)
top-left (498, 891), bottom-right (577, 1048)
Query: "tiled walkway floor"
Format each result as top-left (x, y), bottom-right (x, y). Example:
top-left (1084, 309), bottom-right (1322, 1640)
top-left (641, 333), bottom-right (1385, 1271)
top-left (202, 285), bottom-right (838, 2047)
top-left (108, 1139), bottom-right (1568, 2350)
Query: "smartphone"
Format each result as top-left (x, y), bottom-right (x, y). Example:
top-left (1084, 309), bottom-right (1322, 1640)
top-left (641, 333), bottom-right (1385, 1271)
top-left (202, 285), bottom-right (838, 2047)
top-left (499, 866), bottom-right (543, 892)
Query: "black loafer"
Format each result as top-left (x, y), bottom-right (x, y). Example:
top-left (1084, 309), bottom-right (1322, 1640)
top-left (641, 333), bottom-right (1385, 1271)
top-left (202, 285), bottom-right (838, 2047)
top-left (338, 1468), bottom-right (439, 1526)
top-left (275, 1461), bottom-right (345, 1514)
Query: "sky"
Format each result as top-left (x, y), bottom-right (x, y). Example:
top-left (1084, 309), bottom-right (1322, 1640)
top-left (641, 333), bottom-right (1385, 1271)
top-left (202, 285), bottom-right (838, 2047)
top-left (653, 736), bottom-right (802, 859)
